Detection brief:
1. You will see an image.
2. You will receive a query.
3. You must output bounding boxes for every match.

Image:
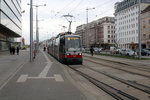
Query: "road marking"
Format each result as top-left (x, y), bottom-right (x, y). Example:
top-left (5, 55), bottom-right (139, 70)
top-left (38, 62), bottom-right (52, 78)
top-left (16, 74), bottom-right (28, 82)
top-left (54, 74), bottom-right (64, 82)
top-left (16, 74), bottom-right (64, 83)
top-left (16, 50), bottom-right (64, 83)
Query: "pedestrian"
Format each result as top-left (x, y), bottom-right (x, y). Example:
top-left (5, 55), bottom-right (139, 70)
top-left (12, 46), bottom-right (15, 55)
top-left (43, 47), bottom-right (46, 52)
top-left (9, 46), bottom-right (12, 55)
top-left (90, 46), bottom-right (94, 56)
top-left (33, 49), bottom-right (36, 59)
top-left (16, 46), bottom-right (20, 55)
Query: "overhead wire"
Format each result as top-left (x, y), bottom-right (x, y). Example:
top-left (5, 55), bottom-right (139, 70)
top-left (93, 0), bottom-right (117, 20)
top-left (73, 0), bottom-right (116, 22)
top-left (54, 0), bottom-right (76, 16)
top-left (69, 0), bottom-right (84, 14)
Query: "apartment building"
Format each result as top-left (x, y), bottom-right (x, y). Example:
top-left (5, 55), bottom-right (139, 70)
top-left (115, 0), bottom-right (150, 49)
top-left (0, 0), bottom-right (22, 51)
top-left (75, 17), bottom-right (115, 49)
top-left (98, 17), bottom-right (115, 48)
top-left (141, 5), bottom-right (150, 48)
top-left (75, 24), bottom-right (86, 47)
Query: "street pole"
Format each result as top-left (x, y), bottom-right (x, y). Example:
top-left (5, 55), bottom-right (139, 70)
top-left (86, 7), bottom-right (95, 24)
top-left (36, 6), bottom-right (39, 52)
top-left (33, 4), bottom-right (46, 52)
top-left (138, 0), bottom-right (141, 59)
top-left (30, 0), bottom-right (33, 62)
top-left (86, 8), bottom-right (88, 24)
top-left (86, 7), bottom-right (95, 47)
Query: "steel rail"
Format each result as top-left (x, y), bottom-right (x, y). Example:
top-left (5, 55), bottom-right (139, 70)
top-left (84, 55), bottom-right (150, 71)
top-left (69, 66), bottom-right (140, 100)
top-left (84, 65), bottom-right (150, 94)
top-left (84, 58), bottom-right (150, 78)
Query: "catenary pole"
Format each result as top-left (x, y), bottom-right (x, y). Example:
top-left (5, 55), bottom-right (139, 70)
top-left (30, 0), bottom-right (33, 62)
top-left (138, 0), bottom-right (141, 59)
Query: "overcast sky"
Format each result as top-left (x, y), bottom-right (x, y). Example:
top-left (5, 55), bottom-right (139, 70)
top-left (22, 0), bottom-right (122, 44)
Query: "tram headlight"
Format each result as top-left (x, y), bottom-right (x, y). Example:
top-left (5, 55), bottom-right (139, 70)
top-left (78, 53), bottom-right (82, 55)
top-left (66, 53), bottom-right (70, 55)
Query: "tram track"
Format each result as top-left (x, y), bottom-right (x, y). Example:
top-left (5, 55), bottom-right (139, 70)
top-left (82, 65), bottom-right (150, 95)
top-left (68, 65), bottom-right (140, 100)
top-left (84, 58), bottom-right (150, 79)
top-left (84, 55), bottom-right (150, 72)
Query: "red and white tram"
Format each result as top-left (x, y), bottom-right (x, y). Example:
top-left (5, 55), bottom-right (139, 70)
top-left (47, 32), bottom-right (82, 64)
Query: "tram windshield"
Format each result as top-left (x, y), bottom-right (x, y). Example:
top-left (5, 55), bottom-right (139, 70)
top-left (66, 36), bottom-right (81, 52)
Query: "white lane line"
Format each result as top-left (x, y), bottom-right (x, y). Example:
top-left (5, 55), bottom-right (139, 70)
top-left (41, 49), bottom-right (51, 62)
top-left (16, 74), bottom-right (28, 83)
top-left (28, 77), bottom-right (54, 79)
top-left (38, 62), bottom-right (53, 78)
top-left (17, 74), bottom-right (64, 82)
top-left (54, 74), bottom-right (64, 82)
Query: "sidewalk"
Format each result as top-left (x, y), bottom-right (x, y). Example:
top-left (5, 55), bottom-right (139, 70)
top-left (83, 53), bottom-right (150, 66)
top-left (0, 49), bottom-right (30, 87)
top-left (0, 49), bottom-right (88, 100)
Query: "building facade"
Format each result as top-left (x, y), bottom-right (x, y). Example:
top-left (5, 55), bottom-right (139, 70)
top-left (115, 0), bottom-right (150, 49)
top-left (141, 5), bottom-right (150, 48)
top-left (75, 24), bottom-right (86, 48)
top-left (0, 0), bottom-right (22, 51)
top-left (75, 17), bottom-right (115, 49)
top-left (98, 17), bottom-right (115, 48)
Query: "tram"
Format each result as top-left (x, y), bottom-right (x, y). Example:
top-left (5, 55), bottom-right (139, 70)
top-left (47, 32), bottom-right (83, 64)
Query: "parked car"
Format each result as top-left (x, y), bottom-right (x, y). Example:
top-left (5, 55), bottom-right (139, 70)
top-left (125, 49), bottom-right (137, 56)
top-left (93, 47), bottom-right (102, 53)
top-left (114, 48), bottom-right (122, 54)
top-left (136, 49), bottom-right (150, 56)
top-left (120, 49), bottom-right (137, 56)
top-left (144, 48), bottom-right (150, 52)
top-left (81, 48), bottom-right (85, 52)
top-left (141, 49), bottom-right (150, 56)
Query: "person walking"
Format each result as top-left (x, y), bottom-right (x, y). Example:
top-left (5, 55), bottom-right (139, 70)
top-left (9, 46), bottom-right (12, 55)
top-left (16, 46), bottom-right (20, 55)
top-left (90, 46), bottom-right (94, 56)
top-left (12, 46), bottom-right (15, 55)
top-left (43, 47), bottom-right (46, 52)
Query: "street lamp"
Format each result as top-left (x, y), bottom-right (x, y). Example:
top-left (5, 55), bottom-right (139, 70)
top-left (33, 4), bottom-right (46, 52)
top-left (86, 7), bottom-right (95, 24)
top-left (85, 7), bottom-right (95, 48)
top-left (138, 0), bottom-right (141, 59)
top-left (27, 3), bottom-right (46, 60)
top-left (29, 0), bottom-right (33, 62)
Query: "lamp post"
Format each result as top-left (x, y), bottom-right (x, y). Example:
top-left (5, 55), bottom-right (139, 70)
top-left (86, 7), bottom-right (95, 24)
top-left (29, 0), bottom-right (33, 62)
top-left (138, 0), bottom-right (141, 59)
top-left (33, 4), bottom-right (46, 51)
top-left (86, 7), bottom-right (95, 47)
